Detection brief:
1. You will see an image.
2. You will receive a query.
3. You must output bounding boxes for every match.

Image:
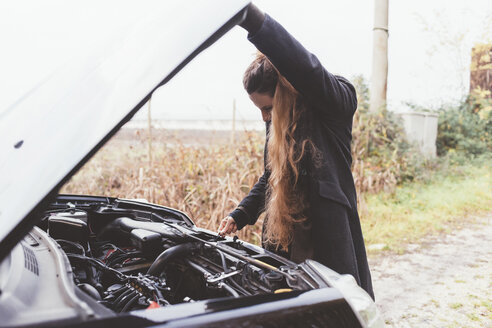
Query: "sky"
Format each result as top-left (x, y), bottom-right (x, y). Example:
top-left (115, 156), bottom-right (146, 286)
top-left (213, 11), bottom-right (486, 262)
top-left (1, 0), bottom-right (491, 124)
top-left (140, 0), bottom-right (492, 122)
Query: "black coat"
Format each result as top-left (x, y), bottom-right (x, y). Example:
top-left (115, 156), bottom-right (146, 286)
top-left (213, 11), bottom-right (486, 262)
top-left (229, 14), bottom-right (374, 299)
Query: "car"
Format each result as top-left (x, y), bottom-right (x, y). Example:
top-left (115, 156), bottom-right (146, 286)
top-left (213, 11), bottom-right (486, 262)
top-left (0, 1), bottom-right (384, 327)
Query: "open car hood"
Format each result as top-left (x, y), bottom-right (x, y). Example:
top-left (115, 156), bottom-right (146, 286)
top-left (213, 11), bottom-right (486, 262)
top-left (0, 0), bottom-right (250, 262)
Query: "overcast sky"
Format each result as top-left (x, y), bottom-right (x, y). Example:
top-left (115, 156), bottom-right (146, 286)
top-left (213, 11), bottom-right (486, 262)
top-left (142, 0), bottom-right (492, 122)
top-left (1, 0), bottom-right (491, 124)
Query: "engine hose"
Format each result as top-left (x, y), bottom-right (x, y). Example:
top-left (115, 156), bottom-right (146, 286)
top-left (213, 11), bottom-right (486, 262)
top-left (221, 283), bottom-right (240, 298)
top-left (106, 251), bottom-right (143, 267)
top-left (227, 277), bottom-right (251, 296)
top-left (111, 285), bottom-right (128, 298)
top-left (216, 250), bottom-right (229, 273)
top-left (86, 266), bottom-right (99, 291)
top-left (147, 242), bottom-right (201, 276)
top-left (112, 288), bottom-right (133, 307)
top-left (77, 283), bottom-right (101, 300)
top-left (115, 290), bottom-right (138, 311)
top-left (120, 293), bottom-right (140, 312)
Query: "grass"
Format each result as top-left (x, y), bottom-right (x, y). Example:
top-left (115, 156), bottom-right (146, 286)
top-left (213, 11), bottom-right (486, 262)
top-left (464, 294), bottom-right (492, 325)
top-left (361, 157), bottom-right (492, 253)
top-left (61, 129), bottom-right (267, 244)
top-left (466, 313), bottom-right (480, 322)
top-left (468, 296), bottom-right (491, 324)
top-left (449, 303), bottom-right (463, 310)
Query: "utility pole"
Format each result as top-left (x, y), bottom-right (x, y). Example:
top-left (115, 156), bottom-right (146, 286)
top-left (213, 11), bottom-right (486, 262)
top-left (370, 0), bottom-right (389, 112)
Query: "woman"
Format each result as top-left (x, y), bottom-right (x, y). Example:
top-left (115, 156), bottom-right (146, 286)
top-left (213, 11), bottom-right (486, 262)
top-left (218, 4), bottom-right (374, 299)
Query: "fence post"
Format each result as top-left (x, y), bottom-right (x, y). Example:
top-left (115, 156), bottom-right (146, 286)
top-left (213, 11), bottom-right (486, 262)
top-left (147, 97), bottom-right (153, 168)
top-left (231, 99), bottom-right (236, 144)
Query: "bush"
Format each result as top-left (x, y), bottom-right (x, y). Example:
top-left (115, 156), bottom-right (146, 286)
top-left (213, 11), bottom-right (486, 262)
top-left (351, 76), bottom-right (426, 194)
top-left (437, 88), bottom-right (492, 156)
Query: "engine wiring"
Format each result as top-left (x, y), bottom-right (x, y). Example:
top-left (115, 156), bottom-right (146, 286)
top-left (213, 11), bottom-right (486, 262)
top-left (44, 205), bottom-right (311, 313)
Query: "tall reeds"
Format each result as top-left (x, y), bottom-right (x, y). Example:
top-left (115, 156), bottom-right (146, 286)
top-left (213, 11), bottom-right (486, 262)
top-left (62, 110), bottom-right (420, 245)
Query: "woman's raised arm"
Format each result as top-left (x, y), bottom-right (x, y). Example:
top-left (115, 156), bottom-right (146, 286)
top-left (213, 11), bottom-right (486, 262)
top-left (240, 5), bottom-right (357, 121)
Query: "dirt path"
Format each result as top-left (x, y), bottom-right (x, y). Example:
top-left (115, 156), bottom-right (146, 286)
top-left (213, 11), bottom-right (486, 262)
top-left (369, 215), bottom-right (491, 328)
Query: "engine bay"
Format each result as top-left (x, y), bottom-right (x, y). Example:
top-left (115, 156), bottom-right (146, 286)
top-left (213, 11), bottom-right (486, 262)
top-left (35, 197), bottom-right (317, 314)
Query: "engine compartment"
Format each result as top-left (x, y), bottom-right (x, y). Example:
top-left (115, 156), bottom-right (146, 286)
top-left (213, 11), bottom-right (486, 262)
top-left (37, 197), bottom-right (317, 314)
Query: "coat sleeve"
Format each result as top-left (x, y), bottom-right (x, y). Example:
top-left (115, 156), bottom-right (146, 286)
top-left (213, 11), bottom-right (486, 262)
top-left (229, 124), bottom-right (270, 230)
top-left (229, 121), bottom-right (272, 230)
top-left (229, 169), bottom-right (269, 230)
top-left (247, 14), bottom-right (357, 121)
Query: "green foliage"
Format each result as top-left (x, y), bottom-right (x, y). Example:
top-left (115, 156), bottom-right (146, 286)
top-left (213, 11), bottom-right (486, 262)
top-left (351, 76), bottom-right (428, 193)
top-left (351, 75), bottom-right (491, 193)
top-left (437, 88), bottom-right (492, 156)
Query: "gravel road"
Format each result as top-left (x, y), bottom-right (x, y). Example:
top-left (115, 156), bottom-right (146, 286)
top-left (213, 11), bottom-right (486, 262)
top-left (369, 215), bottom-right (491, 327)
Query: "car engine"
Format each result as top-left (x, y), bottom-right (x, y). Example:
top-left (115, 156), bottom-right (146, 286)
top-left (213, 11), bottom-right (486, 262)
top-left (35, 198), bottom-right (317, 314)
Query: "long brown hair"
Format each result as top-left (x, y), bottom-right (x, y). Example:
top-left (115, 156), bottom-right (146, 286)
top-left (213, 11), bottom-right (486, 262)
top-left (243, 53), bottom-right (315, 250)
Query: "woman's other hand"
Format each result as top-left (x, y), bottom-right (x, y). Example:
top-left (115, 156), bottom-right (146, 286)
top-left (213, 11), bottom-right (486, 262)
top-left (218, 216), bottom-right (238, 237)
top-left (239, 3), bottom-right (265, 35)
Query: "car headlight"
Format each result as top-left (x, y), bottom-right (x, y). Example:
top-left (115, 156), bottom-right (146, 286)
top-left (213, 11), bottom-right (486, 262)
top-left (306, 260), bottom-right (385, 328)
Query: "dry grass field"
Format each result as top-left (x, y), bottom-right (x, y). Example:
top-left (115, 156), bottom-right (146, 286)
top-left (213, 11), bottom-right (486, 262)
top-left (61, 128), bottom-right (267, 244)
top-left (61, 126), bottom-right (492, 250)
